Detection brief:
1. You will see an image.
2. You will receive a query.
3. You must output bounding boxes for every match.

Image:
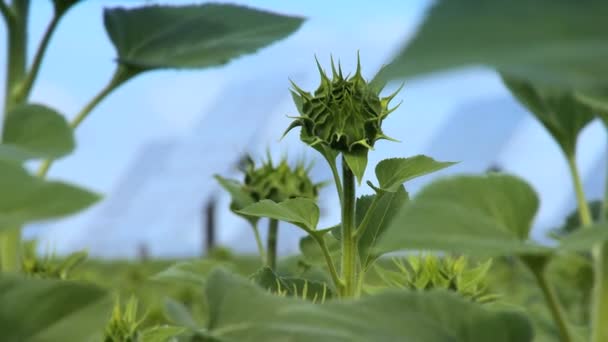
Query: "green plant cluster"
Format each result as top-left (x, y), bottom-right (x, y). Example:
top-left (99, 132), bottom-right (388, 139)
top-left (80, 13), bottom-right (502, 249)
top-left (3, 0), bottom-right (608, 341)
top-left (21, 240), bottom-right (87, 280)
top-left (375, 255), bottom-right (497, 303)
top-left (104, 296), bottom-right (144, 342)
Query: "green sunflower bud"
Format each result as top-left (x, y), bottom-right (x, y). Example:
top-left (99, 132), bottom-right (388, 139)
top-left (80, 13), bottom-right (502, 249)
top-left (241, 155), bottom-right (320, 203)
top-left (284, 54), bottom-right (402, 153)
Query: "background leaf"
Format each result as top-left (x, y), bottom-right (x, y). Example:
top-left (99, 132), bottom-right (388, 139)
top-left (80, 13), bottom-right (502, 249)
top-left (203, 268), bottom-right (533, 342)
top-left (215, 175), bottom-right (259, 226)
top-left (0, 276), bottom-right (112, 341)
top-left (374, 155), bottom-right (456, 192)
top-left (1, 104), bottom-right (74, 162)
top-left (152, 259), bottom-right (234, 286)
top-left (502, 75), bottom-right (595, 156)
top-left (140, 326), bottom-right (186, 342)
top-left (163, 297), bottom-right (198, 328)
top-left (357, 186), bottom-right (409, 269)
top-left (376, 174), bottom-right (549, 257)
top-left (238, 198), bottom-right (319, 231)
top-left (559, 224), bottom-right (608, 252)
top-left (376, 0), bottom-right (608, 89)
top-left (299, 228), bottom-right (340, 265)
top-left (0, 161), bottom-right (100, 227)
top-left (104, 4), bottom-right (304, 70)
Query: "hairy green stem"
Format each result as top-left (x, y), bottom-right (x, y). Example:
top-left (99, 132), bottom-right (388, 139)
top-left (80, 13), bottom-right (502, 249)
top-left (267, 219), bottom-right (278, 270)
top-left (13, 13), bottom-right (61, 103)
top-left (591, 138), bottom-right (608, 342)
top-left (3, 0), bottom-right (27, 112)
top-left (340, 157), bottom-right (358, 297)
top-left (565, 153), bottom-right (608, 342)
top-left (311, 232), bottom-right (343, 293)
top-left (251, 223), bottom-right (265, 264)
top-left (37, 66), bottom-right (134, 178)
top-left (1, 0), bottom-right (29, 273)
top-left (529, 266), bottom-right (573, 342)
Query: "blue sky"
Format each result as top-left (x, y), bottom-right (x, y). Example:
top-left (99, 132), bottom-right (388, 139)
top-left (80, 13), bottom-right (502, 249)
top-left (1, 0), bottom-right (606, 255)
top-left (0, 0), bottom-right (428, 192)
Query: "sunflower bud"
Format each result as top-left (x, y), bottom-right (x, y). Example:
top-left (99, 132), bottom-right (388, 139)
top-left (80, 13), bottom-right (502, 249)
top-left (284, 54), bottom-right (402, 153)
top-left (241, 156), bottom-right (320, 203)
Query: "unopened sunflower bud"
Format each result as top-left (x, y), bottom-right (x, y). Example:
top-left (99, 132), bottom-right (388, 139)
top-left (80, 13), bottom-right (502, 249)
top-left (284, 54), bottom-right (402, 153)
top-left (242, 156), bottom-right (320, 203)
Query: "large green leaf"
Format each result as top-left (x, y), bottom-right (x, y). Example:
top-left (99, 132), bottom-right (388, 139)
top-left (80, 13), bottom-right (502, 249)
top-left (357, 185), bottom-right (409, 269)
top-left (238, 198), bottom-right (319, 232)
top-left (104, 4), bottom-right (304, 70)
top-left (1, 104), bottom-right (74, 162)
top-left (0, 276), bottom-right (112, 341)
top-left (502, 76), bottom-right (595, 156)
top-left (0, 161), bottom-right (100, 227)
top-left (376, 174), bottom-right (549, 257)
top-left (374, 155), bottom-right (456, 192)
top-left (203, 268), bottom-right (533, 342)
top-left (377, 0), bottom-right (608, 89)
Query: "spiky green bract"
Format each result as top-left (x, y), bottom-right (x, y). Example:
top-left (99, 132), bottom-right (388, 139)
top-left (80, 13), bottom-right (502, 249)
top-left (241, 156), bottom-right (321, 203)
top-left (285, 55), bottom-right (402, 153)
top-left (104, 296), bottom-right (144, 342)
top-left (375, 254), bottom-right (497, 304)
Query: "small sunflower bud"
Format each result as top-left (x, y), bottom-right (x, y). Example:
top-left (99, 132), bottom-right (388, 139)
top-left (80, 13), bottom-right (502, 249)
top-left (241, 156), bottom-right (320, 203)
top-left (285, 54), bottom-right (402, 153)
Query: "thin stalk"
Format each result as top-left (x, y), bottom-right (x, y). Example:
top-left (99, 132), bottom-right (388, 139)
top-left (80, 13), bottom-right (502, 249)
top-left (14, 13), bottom-right (61, 103)
top-left (565, 153), bottom-right (608, 342)
top-left (251, 222), bottom-right (265, 264)
top-left (0, 227), bottom-right (21, 272)
top-left (325, 154), bottom-right (343, 207)
top-left (37, 66), bottom-right (134, 178)
top-left (591, 138), bottom-right (608, 342)
top-left (340, 157), bottom-right (358, 297)
top-left (566, 155), bottom-right (592, 226)
top-left (0, 2), bottom-right (12, 23)
top-left (591, 245), bottom-right (608, 342)
top-left (529, 267), bottom-right (574, 342)
top-left (266, 219), bottom-right (278, 270)
top-left (311, 232), bottom-right (343, 293)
